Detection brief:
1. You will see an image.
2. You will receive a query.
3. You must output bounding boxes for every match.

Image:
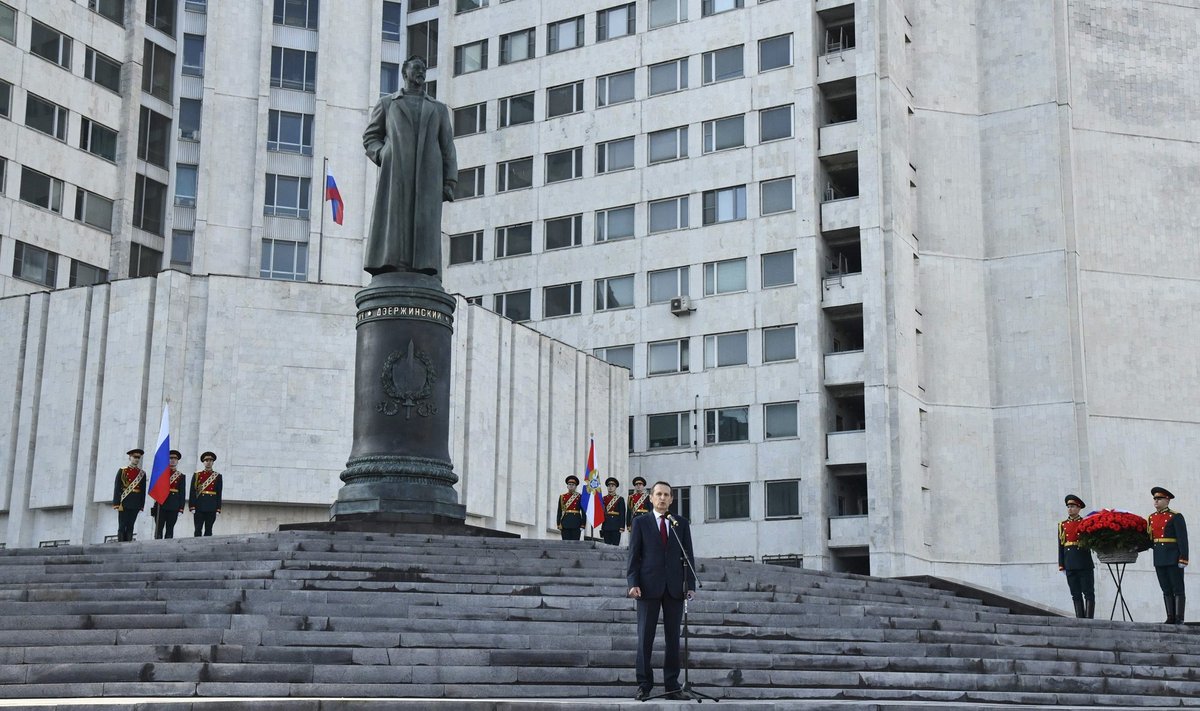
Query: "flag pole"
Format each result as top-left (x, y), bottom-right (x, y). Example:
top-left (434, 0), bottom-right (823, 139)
top-left (317, 156), bottom-right (327, 284)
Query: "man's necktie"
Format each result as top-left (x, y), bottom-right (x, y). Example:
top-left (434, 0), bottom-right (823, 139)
top-left (659, 515), bottom-right (668, 546)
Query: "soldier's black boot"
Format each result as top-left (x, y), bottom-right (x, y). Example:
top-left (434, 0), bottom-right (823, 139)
top-left (1175, 595), bottom-right (1186, 624)
top-left (1072, 598), bottom-right (1085, 618)
top-left (1084, 597), bottom-right (1095, 619)
top-left (1164, 595), bottom-right (1177, 624)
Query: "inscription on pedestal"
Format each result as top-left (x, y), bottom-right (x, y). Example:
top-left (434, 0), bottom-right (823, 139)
top-left (357, 305), bottom-right (452, 327)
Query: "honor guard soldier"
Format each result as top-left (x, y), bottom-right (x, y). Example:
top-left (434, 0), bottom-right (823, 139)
top-left (1058, 494), bottom-right (1095, 618)
top-left (627, 476), bottom-right (650, 527)
top-left (189, 451), bottom-right (222, 537)
top-left (1149, 486), bottom-right (1189, 623)
top-left (600, 477), bottom-right (627, 546)
top-left (151, 450), bottom-right (187, 539)
top-left (112, 448), bottom-right (146, 542)
top-left (556, 475), bottom-right (585, 540)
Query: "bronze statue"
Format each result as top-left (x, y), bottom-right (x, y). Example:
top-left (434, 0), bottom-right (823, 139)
top-left (362, 56), bottom-right (457, 277)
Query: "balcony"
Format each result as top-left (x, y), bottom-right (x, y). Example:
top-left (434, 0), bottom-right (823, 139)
top-left (828, 514), bottom-right (868, 548)
top-left (826, 430), bottom-right (866, 465)
top-left (821, 270), bottom-right (863, 307)
top-left (817, 48), bottom-right (856, 83)
top-left (824, 349), bottom-right (864, 386)
top-left (818, 121), bottom-right (857, 157)
top-left (821, 196), bottom-right (859, 232)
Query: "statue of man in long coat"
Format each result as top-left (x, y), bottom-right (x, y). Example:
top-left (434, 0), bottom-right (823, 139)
top-left (362, 56), bottom-right (457, 277)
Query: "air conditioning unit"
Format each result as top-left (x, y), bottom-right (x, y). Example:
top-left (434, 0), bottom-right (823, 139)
top-left (669, 296), bottom-right (693, 316)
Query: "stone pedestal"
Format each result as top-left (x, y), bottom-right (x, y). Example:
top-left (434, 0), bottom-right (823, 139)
top-left (331, 272), bottom-right (465, 521)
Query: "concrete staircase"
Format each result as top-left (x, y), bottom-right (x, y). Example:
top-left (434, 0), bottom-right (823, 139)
top-left (0, 530), bottom-right (1197, 707)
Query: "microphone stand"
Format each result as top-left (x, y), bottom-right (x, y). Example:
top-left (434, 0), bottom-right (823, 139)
top-left (645, 517), bottom-right (718, 703)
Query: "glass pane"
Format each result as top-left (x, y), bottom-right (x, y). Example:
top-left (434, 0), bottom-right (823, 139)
top-left (762, 251), bottom-right (794, 287)
top-left (648, 415), bottom-right (680, 448)
top-left (760, 105), bottom-right (792, 141)
top-left (762, 178), bottom-right (794, 214)
top-left (764, 405), bottom-right (798, 439)
top-left (717, 332), bottom-right (746, 366)
top-left (763, 327), bottom-right (796, 362)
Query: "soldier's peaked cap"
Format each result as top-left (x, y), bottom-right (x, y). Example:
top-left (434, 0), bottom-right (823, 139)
top-left (169, 450), bottom-right (182, 458)
top-left (1151, 486), bottom-right (1175, 499)
top-left (200, 451), bottom-right (217, 462)
top-left (1064, 494), bottom-right (1085, 507)
top-left (632, 476), bottom-right (647, 485)
top-left (126, 448), bottom-right (144, 456)
top-left (605, 477), bottom-right (620, 487)
top-left (565, 475), bottom-right (579, 485)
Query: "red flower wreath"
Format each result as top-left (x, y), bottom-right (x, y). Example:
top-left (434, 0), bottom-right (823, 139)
top-left (1075, 509), bottom-right (1152, 554)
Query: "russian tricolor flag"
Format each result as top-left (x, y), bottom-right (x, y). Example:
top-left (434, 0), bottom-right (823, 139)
top-left (147, 405), bottom-right (171, 505)
top-left (325, 174), bottom-right (344, 225)
top-left (579, 437), bottom-right (604, 529)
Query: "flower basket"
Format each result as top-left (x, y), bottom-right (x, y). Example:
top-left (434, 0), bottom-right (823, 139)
top-left (1076, 509), bottom-right (1151, 562)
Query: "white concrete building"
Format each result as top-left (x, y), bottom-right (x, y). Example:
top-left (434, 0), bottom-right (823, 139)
top-left (1, 0), bottom-right (1198, 619)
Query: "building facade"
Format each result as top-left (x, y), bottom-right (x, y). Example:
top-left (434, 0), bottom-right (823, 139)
top-left (1, 0), bottom-right (1198, 618)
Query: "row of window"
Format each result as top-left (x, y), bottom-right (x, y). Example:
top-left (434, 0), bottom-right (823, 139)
top-left (594, 325), bottom-right (801, 376)
top-left (587, 477), bottom-right (798, 527)
top-left (3, 158), bottom-right (117, 233)
top-left (8, 238), bottom-right (110, 289)
top-left (12, 90), bottom-right (120, 163)
top-left (478, 250), bottom-right (795, 322)
top-left (450, 178), bottom-right (795, 265)
top-left (1, 9), bottom-right (123, 94)
top-left (640, 401), bottom-right (802, 451)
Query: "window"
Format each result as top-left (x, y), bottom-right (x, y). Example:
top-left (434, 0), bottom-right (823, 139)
top-left (543, 282), bottom-right (583, 318)
top-left (597, 3), bottom-right (635, 41)
top-left (133, 174), bottom-right (167, 235)
top-left (267, 110), bottom-right (313, 155)
top-left (137, 107), bottom-right (171, 167)
top-left (648, 57), bottom-right (688, 96)
top-left (382, 1), bottom-right (402, 41)
top-left (648, 266), bottom-right (688, 303)
top-left (494, 289), bottom-right (531, 322)
top-left (142, 40), bottom-right (174, 101)
top-left (764, 404), bottom-right (798, 440)
top-left (130, 242), bottom-right (162, 277)
top-left (449, 231), bottom-right (483, 265)
top-left (171, 229), bottom-right (193, 269)
top-left (407, 20), bottom-right (438, 67)
top-left (90, 0), bottom-right (125, 25)
top-left (547, 81), bottom-right (584, 118)
top-left (669, 486), bottom-right (691, 519)
top-left (765, 479), bottom-right (799, 517)
top-left (454, 40), bottom-right (487, 75)
top-left (497, 157), bottom-right (532, 192)
top-left (499, 92), bottom-right (534, 127)
top-left (455, 166), bottom-right (484, 199)
top-left (500, 28), bottom-right (535, 65)
top-left (649, 0), bottom-right (686, 28)
top-left (546, 147), bottom-right (583, 183)
top-left (264, 174), bottom-right (311, 218)
top-left (547, 16), bottom-right (583, 54)
top-left (70, 260), bottom-right (108, 287)
top-left (380, 62), bottom-right (399, 96)
top-left (260, 239), bottom-right (307, 281)
top-left (703, 258), bottom-right (746, 295)
top-left (703, 115), bottom-right (744, 153)
top-left (702, 0), bottom-right (743, 16)
top-left (595, 205), bottom-right (634, 242)
top-left (595, 274), bottom-right (634, 311)
top-left (410, 0), bottom-right (438, 10)
top-left (464, 295), bottom-right (483, 306)
top-left (273, 0), bottom-right (319, 29)
top-left (495, 223), bottom-right (533, 258)
top-left (0, 79), bottom-right (9, 117)
top-left (145, 0), bottom-right (175, 34)
top-left (75, 188), bottom-right (115, 231)
top-left (590, 347), bottom-right (632, 377)
top-left (0, 157), bottom-right (5, 188)
top-left (648, 195), bottom-right (689, 233)
top-left (760, 104), bottom-right (792, 142)
top-left (271, 47), bottom-right (317, 92)
top-left (702, 185), bottom-right (747, 224)
top-left (759, 34), bottom-right (792, 71)
top-left (182, 34), bottom-right (204, 76)
top-left (648, 338), bottom-right (689, 375)
top-left (761, 176), bottom-right (794, 215)
top-left (457, 0), bottom-right (486, 11)
top-left (597, 69), bottom-right (635, 107)
top-left (80, 118), bottom-right (118, 161)
top-left (761, 250), bottom-right (795, 288)
top-left (763, 325), bottom-right (796, 362)
top-left (706, 483), bottom-right (749, 520)
top-left (20, 167), bottom-right (64, 213)
top-left (30, 21), bottom-right (72, 69)
top-left (453, 103), bottom-right (486, 137)
top-left (705, 408), bottom-right (749, 444)
top-left (13, 241), bottom-right (58, 287)
top-left (85, 48), bottom-right (122, 93)
top-left (175, 163), bottom-right (197, 206)
top-left (596, 137), bottom-right (634, 173)
top-left (545, 214), bottom-right (582, 250)
top-left (185, 0), bottom-right (206, 13)
top-left (25, 94), bottom-right (68, 141)
top-left (648, 126), bottom-right (687, 164)
top-left (648, 412), bottom-right (690, 449)
top-left (703, 331), bottom-right (747, 368)
top-left (702, 45), bottom-right (743, 84)
top-left (0, 2), bottom-right (13, 43)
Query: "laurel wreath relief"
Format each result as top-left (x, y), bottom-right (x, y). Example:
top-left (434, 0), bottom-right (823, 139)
top-left (378, 340), bottom-right (439, 419)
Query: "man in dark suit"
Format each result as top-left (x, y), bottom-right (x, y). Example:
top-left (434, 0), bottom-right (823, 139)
top-left (626, 481), bottom-right (696, 701)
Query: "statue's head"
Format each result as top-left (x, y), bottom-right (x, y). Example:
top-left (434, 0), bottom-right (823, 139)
top-left (402, 56), bottom-right (428, 88)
